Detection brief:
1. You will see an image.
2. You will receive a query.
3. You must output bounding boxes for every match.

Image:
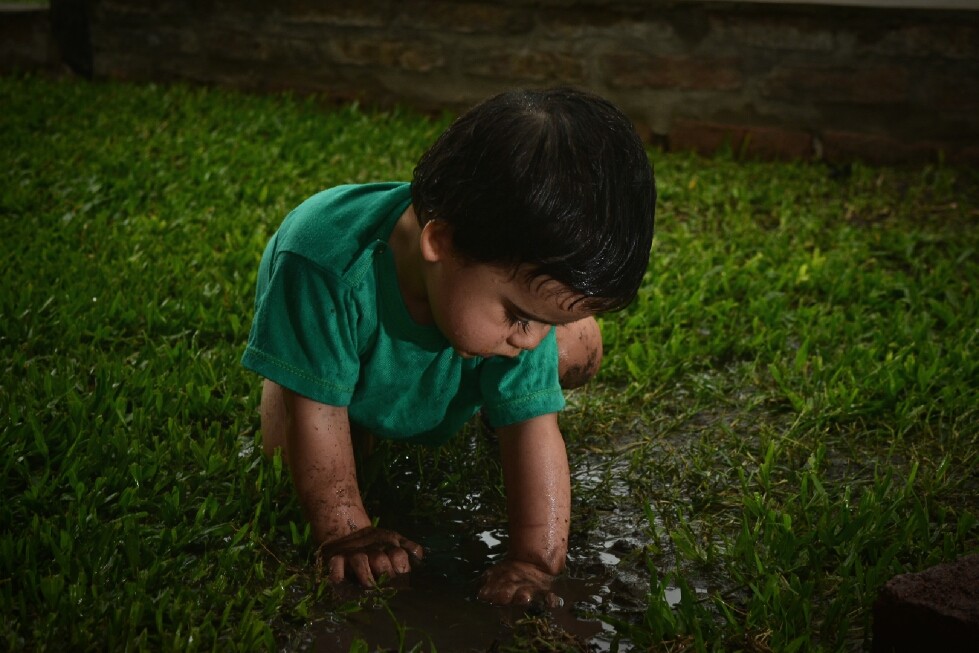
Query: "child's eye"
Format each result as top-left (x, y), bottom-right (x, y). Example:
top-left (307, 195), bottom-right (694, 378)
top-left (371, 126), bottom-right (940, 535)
top-left (506, 313), bottom-right (532, 333)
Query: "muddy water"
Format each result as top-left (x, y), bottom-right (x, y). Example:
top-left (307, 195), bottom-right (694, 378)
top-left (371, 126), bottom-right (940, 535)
top-left (311, 520), bottom-right (639, 652)
top-left (309, 459), bottom-right (659, 652)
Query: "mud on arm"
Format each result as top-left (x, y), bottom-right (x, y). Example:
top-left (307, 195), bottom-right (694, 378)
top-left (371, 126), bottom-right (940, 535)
top-left (479, 412), bottom-right (571, 605)
top-left (284, 392), bottom-right (423, 585)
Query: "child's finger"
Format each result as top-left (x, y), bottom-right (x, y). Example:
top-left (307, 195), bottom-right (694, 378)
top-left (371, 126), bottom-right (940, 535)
top-left (387, 547), bottom-right (411, 575)
top-left (368, 550), bottom-right (394, 580)
top-left (511, 586), bottom-right (537, 606)
top-left (542, 590), bottom-right (562, 608)
top-left (478, 583), bottom-right (515, 605)
top-left (398, 537), bottom-right (424, 562)
top-left (327, 554), bottom-right (346, 584)
top-left (349, 553), bottom-right (376, 587)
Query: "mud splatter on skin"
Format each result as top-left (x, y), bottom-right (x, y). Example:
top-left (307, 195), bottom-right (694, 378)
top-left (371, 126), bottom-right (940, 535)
top-left (560, 347), bottom-right (601, 389)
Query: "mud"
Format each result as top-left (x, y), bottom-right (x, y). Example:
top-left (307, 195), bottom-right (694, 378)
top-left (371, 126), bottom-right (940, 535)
top-left (303, 458), bottom-right (676, 652)
top-left (310, 520), bottom-right (634, 652)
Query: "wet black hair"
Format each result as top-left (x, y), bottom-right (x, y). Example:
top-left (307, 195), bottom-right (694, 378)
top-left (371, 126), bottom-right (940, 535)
top-left (411, 86), bottom-right (655, 313)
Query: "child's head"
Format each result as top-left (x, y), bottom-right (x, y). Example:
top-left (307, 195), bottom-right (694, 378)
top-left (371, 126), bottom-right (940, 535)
top-left (411, 87), bottom-right (655, 314)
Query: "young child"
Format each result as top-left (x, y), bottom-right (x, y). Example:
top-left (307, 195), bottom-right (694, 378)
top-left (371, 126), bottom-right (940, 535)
top-left (242, 87), bottom-right (655, 606)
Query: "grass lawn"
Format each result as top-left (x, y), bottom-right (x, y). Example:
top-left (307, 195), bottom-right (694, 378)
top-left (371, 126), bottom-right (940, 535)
top-left (1, 74), bottom-right (976, 652)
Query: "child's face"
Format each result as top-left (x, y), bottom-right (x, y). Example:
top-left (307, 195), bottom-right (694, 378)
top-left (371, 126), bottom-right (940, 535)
top-left (421, 222), bottom-right (591, 359)
top-left (433, 262), bottom-right (590, 360)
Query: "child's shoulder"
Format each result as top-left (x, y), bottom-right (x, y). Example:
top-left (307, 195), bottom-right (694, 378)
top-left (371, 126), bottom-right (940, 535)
top-left (275, 182), bottom-right (411, 276)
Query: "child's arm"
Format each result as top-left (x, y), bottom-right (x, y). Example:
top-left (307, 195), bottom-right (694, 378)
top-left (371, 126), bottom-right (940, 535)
top-left (477, 412), bottom-right (570, 606)
top-left (284, 391), bottom-right (423, 585)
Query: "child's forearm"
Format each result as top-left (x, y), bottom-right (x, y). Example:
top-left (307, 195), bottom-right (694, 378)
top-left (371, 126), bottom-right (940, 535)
top-left (506, 491), bottom-right (570, 576)
top-left (268, 390), bottom-right (422, 587)
top-left (285, 398), bottom-right (372, 544)
top-left (497, 415), bottom-right (571, 576)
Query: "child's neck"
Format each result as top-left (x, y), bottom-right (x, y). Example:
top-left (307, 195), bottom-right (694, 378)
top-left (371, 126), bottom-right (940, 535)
top-left (388, 205), bottom-right (434, 325)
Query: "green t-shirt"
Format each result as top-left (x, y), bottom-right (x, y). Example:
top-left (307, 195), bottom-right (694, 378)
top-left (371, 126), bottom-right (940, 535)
top-left (242, 183), bottom-right (565, 445)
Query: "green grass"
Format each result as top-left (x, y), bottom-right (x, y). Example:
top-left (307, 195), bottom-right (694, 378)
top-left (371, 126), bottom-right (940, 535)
top-left (1, 74), bottom-right (977, 652)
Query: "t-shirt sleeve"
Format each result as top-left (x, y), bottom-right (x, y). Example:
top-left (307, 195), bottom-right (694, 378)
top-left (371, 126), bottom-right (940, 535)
top-left (242, 250), bottom-right (361, 406)
top-left (479, 328), bottom-right (566, 427)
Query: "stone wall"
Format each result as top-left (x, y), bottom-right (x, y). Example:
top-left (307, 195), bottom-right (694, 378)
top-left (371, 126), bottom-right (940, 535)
top-left (0, 4), bottom-right (56, 73)
top-left (10, 0), bottom-right (979, 162)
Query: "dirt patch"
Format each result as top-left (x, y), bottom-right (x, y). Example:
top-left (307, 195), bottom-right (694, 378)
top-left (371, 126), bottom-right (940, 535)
top-left (298, 457), bottom-right (661, 651)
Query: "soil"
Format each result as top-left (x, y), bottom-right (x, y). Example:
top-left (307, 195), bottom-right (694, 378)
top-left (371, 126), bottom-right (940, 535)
top-left (306, 458), bottom-right (659, 652)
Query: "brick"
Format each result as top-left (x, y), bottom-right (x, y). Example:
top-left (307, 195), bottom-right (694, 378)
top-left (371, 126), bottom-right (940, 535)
top-left (97, 0), bottom-right (164, 18)
top-left (949, 144), bottom-right (979, 165)
top-left (0, 6), bottom-right (56, 72)
top-left (538, 7), bottom-right (632, 39)
top-left (466, 49), bottom-right (585, 83)
top-left (64, 0), bottom-right (979, 168)
top-left (274, 0), bottom-right (390, 29)
top-left (919, 67), bottom-right (979, 112)
top-left (95, 25), bottom-right (185, 58)
top-left (205, 32), bottom-right (317, 66)
top-left (872, 554), bottom-right (979, 653)
top-left (539, 6), bottom-right (675, 43)
top-left (604, 52), bottom-right (742, 91)
top-left (865, 23), bottom-right (979, 61)
top-left (669, 119), bottom-right (813, 161)
top-left (97, 4), bottom-right (206, 37)
top-left (329, 37), bottom-right (445, 73)
top-left (399, 1), bottom-right (532, 34)
top-left (762, 65), bottom-right (909, 105)
top-left (819, 129), bottom-right (946, 165)
top-left (713, 14), bottom-right (838, 53)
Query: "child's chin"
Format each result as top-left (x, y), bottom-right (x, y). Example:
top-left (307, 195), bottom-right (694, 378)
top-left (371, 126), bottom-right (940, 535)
top-left (456, 349), bottom-right (484, 360)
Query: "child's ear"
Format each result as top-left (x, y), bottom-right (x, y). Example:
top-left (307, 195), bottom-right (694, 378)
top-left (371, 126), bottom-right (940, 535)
top-left (419, 219), bottom-right (453, 263)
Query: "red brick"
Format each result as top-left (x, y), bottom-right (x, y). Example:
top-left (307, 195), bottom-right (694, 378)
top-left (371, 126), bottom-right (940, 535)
top-left (604, 52), bottom-right (742, 91)
top-left (819, 130), bottom-right (945, 165)
top-left (713, 14), bottom-right (837, 53)
top-left (274, 0), bottom-right (390, 29)
top-left (951, 145), bottom-right (979, 165)
top-left (538, 8), bottom-right (636, 39)
top-left (401, 1), bottom-right (532, 34)
top-left (98, 0), bottom-right (176, 18)
top-left (329, 37), bottom-right (445, 73)
top-left (466, 49), bottom-right (585, 83)
top-left (872, 554), bottom-right (979, 653)
top-left (0, 5), bottom-right (55, 72)
top-left (867, 24), bottom-right (979, 61)
top-left (921, 68), bottom-right (979, 112)
top-left (763, 65), bottom-right (909, 105)
top-left (669, 119), bottom-right (813, 161)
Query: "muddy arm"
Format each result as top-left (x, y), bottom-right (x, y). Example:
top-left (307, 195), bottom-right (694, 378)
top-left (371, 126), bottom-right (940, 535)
top-left (479, 412), bottom-right (571, 605)
top-left (282, 393), bottom-right (372, 543)
top-left (283, 391), bottom-right (422, 584)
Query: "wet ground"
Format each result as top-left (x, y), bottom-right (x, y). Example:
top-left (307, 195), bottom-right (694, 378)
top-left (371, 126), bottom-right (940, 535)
top-left (310, 528), bottom-right (642, 651)
top-left (303, 457), bottom-right (668, 652)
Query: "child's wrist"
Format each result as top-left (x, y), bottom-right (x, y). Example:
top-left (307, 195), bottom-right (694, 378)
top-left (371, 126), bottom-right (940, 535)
top-left (506, 549), bottom-right (566, 577)
top-left (313, 510), bottom-right (372, 545)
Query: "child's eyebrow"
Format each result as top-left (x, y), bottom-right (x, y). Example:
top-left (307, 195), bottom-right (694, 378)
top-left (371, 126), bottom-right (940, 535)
top-left (506, 300), bottom-right (576, 327)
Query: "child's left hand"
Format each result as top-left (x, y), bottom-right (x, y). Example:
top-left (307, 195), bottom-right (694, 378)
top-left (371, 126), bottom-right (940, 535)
top-left (480, 414), bottom-right (571, 607)
top-left (477, 558), bottom-right (561, 607)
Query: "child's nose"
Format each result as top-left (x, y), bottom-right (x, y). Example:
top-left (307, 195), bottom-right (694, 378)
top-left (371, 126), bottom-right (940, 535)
top-left (507, 323), bottom-right (552, 351)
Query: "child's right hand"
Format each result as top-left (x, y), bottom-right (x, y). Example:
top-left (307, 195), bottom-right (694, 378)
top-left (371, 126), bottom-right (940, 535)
top-left (316, 527), bottom-right (424, 587)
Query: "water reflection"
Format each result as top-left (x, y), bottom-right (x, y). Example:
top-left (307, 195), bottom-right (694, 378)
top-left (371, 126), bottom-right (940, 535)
top-left (306, 453), bottom-right (703, 651)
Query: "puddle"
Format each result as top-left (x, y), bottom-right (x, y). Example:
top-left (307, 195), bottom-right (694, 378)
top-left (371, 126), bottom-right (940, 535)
top-left (265, 429), bottom-right (726, 653)
top-left (310, 512), bottom-right (616, 651)
top-left (301, 457), bottom-right (664, 652)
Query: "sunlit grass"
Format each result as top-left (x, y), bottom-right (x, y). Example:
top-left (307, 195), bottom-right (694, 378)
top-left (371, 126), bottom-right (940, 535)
top-left (1, 74), bottom-right (976, 652)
